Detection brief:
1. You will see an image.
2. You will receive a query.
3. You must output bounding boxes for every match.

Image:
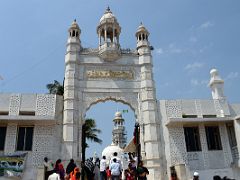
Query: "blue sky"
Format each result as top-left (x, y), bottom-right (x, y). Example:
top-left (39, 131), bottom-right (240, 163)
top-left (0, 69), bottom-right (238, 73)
top-left (0, 0), bottom-right (240, 158)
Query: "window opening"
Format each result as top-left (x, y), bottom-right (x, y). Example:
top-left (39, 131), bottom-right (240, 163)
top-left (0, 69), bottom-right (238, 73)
top-left (19, 111), bottom-right (35, 116)
top-left (226, 123), bottom-right (237, 147)
top-left (184, 127), bottom-right (201, 152)
top-left (16, 127), bottom-right (34, 151)
top-left (182, 114), bottom-right (197, 118)
top-left (203, 115), bottom-right (217, 118)
top-left (0, 111), bottom-right (9, 115)
top-left (205, 126), bottom-right (222, 150)
top-left (0, 126), bottom-right (7, 150)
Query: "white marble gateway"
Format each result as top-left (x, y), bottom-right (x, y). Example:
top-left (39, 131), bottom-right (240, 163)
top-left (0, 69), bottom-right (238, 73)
top-left (0, 7), bottom-right (240, 180)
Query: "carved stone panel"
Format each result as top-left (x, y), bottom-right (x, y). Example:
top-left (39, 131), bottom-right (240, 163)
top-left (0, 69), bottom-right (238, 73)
top-left (9, 94), bottom-right (20, 116)
top-left (32, 125), bottom-right (54, 167)
top-left (165, 100), bottom-right (182, 118)
top-left (169, 126), bottom-right (187, 165)
top-left (36, 95), bottom-right (56, 116)
top-left (4, 124), bottom-right (17, 154)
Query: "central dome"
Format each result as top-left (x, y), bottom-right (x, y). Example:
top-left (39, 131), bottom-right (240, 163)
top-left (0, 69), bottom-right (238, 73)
top-left (97, 7), bottom-right (121, 61)
top-left (99, 6), bottom-right (118, 24)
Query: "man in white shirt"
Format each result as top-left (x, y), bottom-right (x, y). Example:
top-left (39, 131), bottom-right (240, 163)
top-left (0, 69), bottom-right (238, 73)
top-left (100, 156), bottom-right (107, 180)
top-left (48, 170), bottom-right (60, 180)
top-left (110, 158), bottom-right (121, 180)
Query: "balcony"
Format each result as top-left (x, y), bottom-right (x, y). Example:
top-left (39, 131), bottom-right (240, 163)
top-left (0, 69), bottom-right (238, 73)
top-left (99, 42), bottom-right (121, 61)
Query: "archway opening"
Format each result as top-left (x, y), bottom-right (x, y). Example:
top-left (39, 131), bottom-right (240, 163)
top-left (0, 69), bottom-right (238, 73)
top-left (85, 100), bottom-right (136, 159)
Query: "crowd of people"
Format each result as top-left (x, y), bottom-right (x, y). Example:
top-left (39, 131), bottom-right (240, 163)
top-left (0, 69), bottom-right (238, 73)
top-left (99, 152), bottom-right (149, 180)
top-left (43, 152), bottom-right (149, 180)
top-left (44, 157), bottom-right (80, 180)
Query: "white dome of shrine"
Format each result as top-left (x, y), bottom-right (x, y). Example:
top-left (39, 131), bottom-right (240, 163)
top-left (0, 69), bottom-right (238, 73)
top-left (102, 143), bottom-right (123, 162)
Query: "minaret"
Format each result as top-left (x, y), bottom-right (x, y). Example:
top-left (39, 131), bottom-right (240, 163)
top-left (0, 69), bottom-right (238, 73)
top-left (97, 7), bottom-right (121, 61)
top-left (136, 23), bottom-right (163, 179)
top-left (209, 68), bottom-right (225, 99)
top-left (67, 19), bottom-right (81, 52)
top-left (136, 23), bottom-right (151, 55)
top-left (112, 111), bottom-right (127, 148)
top-left (62, 20), bottom-right (81, 160)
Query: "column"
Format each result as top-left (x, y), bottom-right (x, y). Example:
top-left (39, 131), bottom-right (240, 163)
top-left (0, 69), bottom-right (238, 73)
top-left (234, 119), bottom-right (240, 167)
top-left (139, 55), bottom-right (163, 179)
top-left (113, 25), bottom-right (115, 43)
top-left (104, 25), bottom-right (107, 42)
top-left (98, 31), bottom-right (101, 46)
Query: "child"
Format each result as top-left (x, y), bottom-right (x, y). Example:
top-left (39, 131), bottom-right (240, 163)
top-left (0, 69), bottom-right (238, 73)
top-left (106, 166), bottom-right (111, 180)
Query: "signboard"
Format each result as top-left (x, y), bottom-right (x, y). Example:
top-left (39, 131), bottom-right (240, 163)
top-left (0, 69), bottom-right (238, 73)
top-left (0, 153), bottom-right (27, 178)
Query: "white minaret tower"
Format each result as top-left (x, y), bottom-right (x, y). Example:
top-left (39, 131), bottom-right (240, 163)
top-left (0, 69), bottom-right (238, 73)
top-left (135, 23), bottom-right (163, 179)
top-left (112, 111), bottom-right (127, 148)
top-left (209, 68), bottom-right (225, 99)
top-left (62, 20), bottom-right (81, 160)
top-left (136, 23), bottom-right (151, 55)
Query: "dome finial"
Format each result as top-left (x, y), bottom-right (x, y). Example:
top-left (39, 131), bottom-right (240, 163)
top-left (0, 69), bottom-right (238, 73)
top-left (106, 6), bottom-right (110, 12)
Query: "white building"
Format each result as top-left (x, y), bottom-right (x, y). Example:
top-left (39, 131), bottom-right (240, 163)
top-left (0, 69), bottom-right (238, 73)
top-left (0, 7), bottom-right (240, 180)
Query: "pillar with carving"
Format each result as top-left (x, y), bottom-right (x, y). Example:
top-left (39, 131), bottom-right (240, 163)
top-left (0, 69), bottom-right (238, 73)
top-left (136, 23), bottom-right (165, 179)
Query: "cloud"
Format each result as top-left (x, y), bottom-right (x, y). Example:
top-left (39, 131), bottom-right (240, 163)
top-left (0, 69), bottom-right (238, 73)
top-left (185, 62), bottom-right (204, 72)
top-left (200, 21), bottom-right (214, 29)
top-left (225, 72), bottom-right (239, 80)
top-left (189, 36), bottom-right (198, 43)
top-left (156, 48), bottom-right (164, 55)
top-left (191, 79), bottom-right (208, 86)
top-left (168, 43), bottom-right (184, 54)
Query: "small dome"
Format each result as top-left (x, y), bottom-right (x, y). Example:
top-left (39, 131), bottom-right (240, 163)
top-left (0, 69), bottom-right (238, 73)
top-left (115, 111), bottom-right (122, 117)
top-left (69, 19), bottom-right (80, 30)
top-left (99, 7), bottom-right (118, 24)
top-left (102, 143), bottom-right (123, 161)
top-left (210, 68), bottom-right (218, 76)
top-left (136, 23), bottom-right (149, 36)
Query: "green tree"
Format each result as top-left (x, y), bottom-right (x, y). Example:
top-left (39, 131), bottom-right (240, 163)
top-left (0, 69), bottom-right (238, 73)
top-left (46, 80), bottom-right (64, 95)
top-left (84, 118), bottom-right (102, 148)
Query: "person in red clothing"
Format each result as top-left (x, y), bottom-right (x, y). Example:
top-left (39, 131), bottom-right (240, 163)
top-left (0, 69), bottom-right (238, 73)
top-left (70, 167), bottom-right (80, 180)
top-left (54, 159), bottom-right (65, 180)
top-left (106, 166), bottom-right (111, 180)
top-left (124, 163), bottom-right (135, 180)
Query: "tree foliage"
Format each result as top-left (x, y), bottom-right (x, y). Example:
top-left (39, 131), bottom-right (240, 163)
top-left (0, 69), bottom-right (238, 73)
top-left (46, 80), bottom-right (64, 95)
top-left (84, 118), bottom-right (102, 148)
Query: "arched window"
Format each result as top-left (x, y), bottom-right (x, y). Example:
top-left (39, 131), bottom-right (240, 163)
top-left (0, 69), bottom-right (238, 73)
top-left (139, 35), bottom-right (141, 41)
top-left (76, 31), bottom-right (79, 37)
top-left (142, 34), bottom-right (145, 40)
top-left (72, 30), bottom-right (75, 37)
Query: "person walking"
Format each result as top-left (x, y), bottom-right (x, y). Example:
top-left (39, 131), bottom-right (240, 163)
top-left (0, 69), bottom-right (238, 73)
top-left (43, 157), bottom-right (54, 180)
top-left (54, 159), bottom-right (65, 180)
top-left (70, 167), bottom-right (80, 180)
top-left (110, 158), bottom-right (121, 180)
top-left (66, 159), bottom-right (77, 175)
top-left (106, 166), bottom-right (111, 180)
top-left (193, 172), bottom-right (199, 180)
top-left (100, 156), bottom-right (107, 180)
top-left (124, 163), bottom-right (135, 180)
top-left (48, 169), bottom-right (60, 180)
top-left (136, 161), bottom-right (149, 180)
